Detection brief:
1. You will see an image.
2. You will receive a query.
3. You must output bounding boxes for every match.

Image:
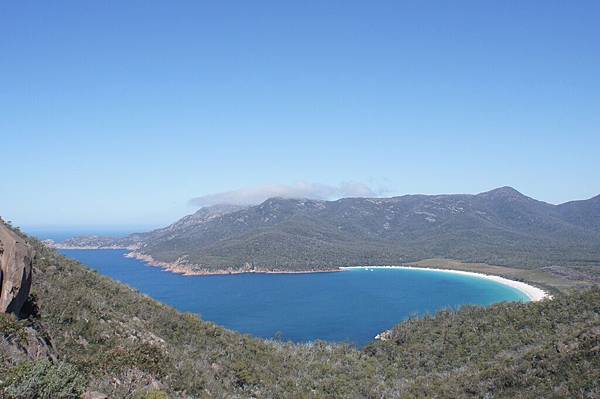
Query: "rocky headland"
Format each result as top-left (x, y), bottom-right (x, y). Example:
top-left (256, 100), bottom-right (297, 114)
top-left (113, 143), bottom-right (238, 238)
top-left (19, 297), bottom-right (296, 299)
top-left (0, 222), bottom-right (33, 315)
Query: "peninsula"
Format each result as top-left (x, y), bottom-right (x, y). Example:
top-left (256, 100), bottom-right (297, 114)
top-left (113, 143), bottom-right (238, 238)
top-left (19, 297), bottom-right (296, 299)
top-left (53, 187), bottom-right (600, 293)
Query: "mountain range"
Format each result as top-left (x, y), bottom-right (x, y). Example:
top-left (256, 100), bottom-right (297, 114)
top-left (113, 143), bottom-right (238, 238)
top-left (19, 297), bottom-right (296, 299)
top-left (58, 187), bottom-right (600, 273)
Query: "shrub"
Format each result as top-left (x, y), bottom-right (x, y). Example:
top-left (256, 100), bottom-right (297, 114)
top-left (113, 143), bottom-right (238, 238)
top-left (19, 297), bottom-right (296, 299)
top-left (2, 359), bottom-right (86, 399)
top-left (135, 389), bottom-right (169, 399)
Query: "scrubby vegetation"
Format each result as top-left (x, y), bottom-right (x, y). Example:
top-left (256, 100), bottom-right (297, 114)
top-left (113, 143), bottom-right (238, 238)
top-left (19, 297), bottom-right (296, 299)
top-left (1, 360), bottom-right (86, 399)
top-left (1, 228), bottom-right (599, 398)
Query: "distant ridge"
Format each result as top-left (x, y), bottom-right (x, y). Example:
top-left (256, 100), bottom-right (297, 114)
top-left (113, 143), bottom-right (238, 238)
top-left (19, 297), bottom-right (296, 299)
top-left (60, 187), bottom-right (600, 273)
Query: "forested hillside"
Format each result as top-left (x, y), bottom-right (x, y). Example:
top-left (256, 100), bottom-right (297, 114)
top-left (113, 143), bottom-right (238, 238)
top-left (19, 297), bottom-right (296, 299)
top-left (1, 222), bottom-right (599, 398)
top-left (62, 187), bottom-right (600, 274)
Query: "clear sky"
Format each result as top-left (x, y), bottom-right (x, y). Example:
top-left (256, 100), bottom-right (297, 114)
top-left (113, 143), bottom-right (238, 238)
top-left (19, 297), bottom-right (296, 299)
top-left (1, 1), bottom-right (599, 228)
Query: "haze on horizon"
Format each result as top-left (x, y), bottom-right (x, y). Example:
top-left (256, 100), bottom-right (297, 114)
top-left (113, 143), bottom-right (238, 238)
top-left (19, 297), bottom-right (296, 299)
top-left (1, 1), bottom-right (599, 227)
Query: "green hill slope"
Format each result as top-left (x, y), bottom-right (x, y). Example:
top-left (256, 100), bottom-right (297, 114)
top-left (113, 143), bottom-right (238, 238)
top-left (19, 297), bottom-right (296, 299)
top-left (59, 187), bottom-right (600, 273)
top-left (1, 222), bottom-right (599, 398)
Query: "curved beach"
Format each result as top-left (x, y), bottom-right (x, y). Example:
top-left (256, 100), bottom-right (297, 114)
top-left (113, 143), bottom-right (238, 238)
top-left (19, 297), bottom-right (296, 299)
top-left (341, 266), bottom-right (551, 302)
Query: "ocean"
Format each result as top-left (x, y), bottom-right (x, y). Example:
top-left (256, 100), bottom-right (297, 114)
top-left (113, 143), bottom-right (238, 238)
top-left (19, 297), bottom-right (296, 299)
top-left (58, 248), bottom-right (527, 346)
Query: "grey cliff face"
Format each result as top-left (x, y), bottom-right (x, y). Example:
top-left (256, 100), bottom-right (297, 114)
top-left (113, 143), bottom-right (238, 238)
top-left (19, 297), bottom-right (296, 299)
top-left (0, 222), bottom-right (33, 315)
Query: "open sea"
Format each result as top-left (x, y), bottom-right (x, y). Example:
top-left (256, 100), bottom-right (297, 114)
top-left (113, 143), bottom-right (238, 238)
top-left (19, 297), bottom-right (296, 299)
top-left (58, 248), bottom-right (527, 346)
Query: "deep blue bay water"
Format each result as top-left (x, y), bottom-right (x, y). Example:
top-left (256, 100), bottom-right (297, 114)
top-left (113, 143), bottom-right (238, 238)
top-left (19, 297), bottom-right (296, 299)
top-left (59, 249), bottom-right (528, 346)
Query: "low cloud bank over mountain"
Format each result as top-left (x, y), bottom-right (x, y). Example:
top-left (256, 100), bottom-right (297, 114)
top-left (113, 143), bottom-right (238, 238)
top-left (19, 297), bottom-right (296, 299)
top-left (189, 182), bottom-right (380, 207)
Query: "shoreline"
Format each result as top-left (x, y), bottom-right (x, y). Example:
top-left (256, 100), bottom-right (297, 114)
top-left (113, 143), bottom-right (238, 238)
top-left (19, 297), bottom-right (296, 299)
top-left (57, 248), bottom-right (551, 301)
top-left (124, 251), bottom-right (343, 276)
top-left (46, 240), bottom-right (138, 251)
top-left (341, 266), bottom-right (551, 302)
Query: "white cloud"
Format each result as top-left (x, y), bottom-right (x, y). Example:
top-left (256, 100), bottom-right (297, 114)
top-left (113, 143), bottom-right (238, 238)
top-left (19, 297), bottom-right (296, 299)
top-left (190, 182), bottom-right (381, 207)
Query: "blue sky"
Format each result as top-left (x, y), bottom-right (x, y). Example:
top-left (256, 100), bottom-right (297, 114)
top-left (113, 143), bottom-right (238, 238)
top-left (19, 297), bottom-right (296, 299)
top-left (1, 1), bottom-right (599, 228)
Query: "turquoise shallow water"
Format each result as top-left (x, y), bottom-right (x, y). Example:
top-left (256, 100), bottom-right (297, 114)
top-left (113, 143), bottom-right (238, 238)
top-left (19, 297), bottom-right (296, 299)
top-left (59, 249), bottom-right (528, 346)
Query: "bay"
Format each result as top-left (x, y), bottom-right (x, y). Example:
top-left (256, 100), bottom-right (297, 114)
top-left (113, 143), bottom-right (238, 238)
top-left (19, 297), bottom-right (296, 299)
top-left (59, 249), bottom-right (527, 346)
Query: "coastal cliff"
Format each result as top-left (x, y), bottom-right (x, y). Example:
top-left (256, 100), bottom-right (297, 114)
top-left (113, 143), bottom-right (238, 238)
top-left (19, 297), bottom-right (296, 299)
top-left (0, 221), bottom-right (33, 315)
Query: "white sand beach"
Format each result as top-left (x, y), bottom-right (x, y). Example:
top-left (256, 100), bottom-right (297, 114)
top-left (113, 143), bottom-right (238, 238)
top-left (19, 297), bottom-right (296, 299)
top-left (341, 266), bottom-right (551, 302)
